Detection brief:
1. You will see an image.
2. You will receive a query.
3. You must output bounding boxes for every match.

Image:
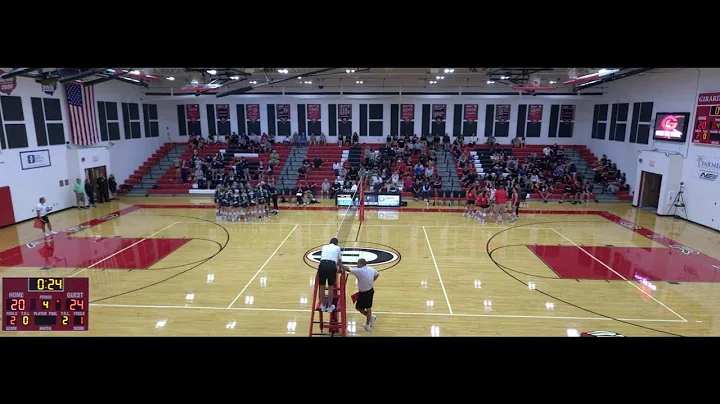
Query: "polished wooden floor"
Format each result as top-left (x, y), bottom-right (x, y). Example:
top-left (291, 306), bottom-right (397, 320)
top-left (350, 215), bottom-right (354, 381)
top-left (1, 196), bottom-right (719, 337)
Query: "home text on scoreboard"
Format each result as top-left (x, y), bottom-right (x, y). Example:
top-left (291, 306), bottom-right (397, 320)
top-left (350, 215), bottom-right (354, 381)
top-left (2, 277), bottom-right (89, 332)
top-left (693, 91), bottom-right (720, 146)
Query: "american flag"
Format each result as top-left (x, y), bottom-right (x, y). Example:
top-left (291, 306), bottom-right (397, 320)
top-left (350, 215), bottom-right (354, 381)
top-left (65, 82), bottom-right (99, 146)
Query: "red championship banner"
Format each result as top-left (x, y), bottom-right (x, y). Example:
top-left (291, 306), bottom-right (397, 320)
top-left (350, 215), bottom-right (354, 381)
top-left (496, 104), bottom-right (510, 123)
top-left (528, 104), bottom-right (543, 123)
top-left (216, 104), bottom-right (229, 122)
top-left (401, 104), bottom-right (414, 123)
top-left (246, 104), bottom-right (259, 121)
top-left (277, 104), bottom-right (290, 122)
top-left (338, 104), bottom-right (352, 122)
top-left (186, 104), bottom-right (199, 122)
top-left (0, 70), bottom-right (17, 95)
top-left (307, 104), bottom-right (321, 122)
top-left (464, 104), bottom-right (478, 122)
top-left (432, 104), bottom-right (446, 123)
top-left (561, 105), bottom-right (575, 123)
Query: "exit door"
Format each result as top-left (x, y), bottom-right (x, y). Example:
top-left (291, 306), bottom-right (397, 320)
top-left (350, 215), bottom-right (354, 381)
top-left (85, 165), bottom-right (107, 201)
top-left (639, 171), bottom-right (662, 211)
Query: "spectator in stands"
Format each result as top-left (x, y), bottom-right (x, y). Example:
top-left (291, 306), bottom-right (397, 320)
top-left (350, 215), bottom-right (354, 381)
top-left (229, 132), bottom-right (239, 148)
top-left (318, 133), bottom-right (326, 145)
top-left (299, 133), bottom-right (308, 146)
top-left (421, 180), bottom-right (433, 204)
top-left (411, 179), bottom-right (423, 201)
top-left (84, 178), bottom-right (96, 207)
top-left (424, 162), bottom-right (435, 178)
top-left (309, 133), bottom-right (318, 146)
top-left (313, 155), bottom-right (324, 170)
top-left (486, 135), bottom-right (497, 146)
top-left (333, 161), bottom-right (341, 176)
top-left (331, 179), bottom-right (341, 198)
top-left (268, 133), bottom-right (276, 144)
top-left (442, 133), bottom-right (451, 151)
top-left (256, 161), bottom-right (266, 182)
top-left (519, 136), bottom-right (526, 148)
top-left (297, 164), bottom-right (307, 181)
top-left (352, 132), bottom-right (359, 145)
top-left (270, 150), bottom-right (280, 166)
top-left (73, 178), bottom-right (86, 209)
top-left (321, 179), bottom-right (331, 199)
top-left (512, 136), bottom-right (522, 147)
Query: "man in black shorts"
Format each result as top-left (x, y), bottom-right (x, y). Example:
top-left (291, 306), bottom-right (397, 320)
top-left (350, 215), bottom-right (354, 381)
top-left (317, 238), bottom-right (349, 312)
top-left (342, 258), bottom-right (379, 331)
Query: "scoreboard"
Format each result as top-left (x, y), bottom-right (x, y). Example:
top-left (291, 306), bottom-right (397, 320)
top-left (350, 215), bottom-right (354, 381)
top-left (2, 277), bottom-right (89, 332)
top-left (693, 91), bottom-right (720, 146)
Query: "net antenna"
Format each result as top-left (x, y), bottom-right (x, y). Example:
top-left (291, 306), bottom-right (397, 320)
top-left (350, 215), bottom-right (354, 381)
top-left (335, 174), bottom-right (366, 256)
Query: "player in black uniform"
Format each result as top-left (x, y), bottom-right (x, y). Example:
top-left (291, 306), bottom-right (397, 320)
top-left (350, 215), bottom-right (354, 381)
top-left (214, 184), bottom-right (224, 219)
top-left (560, 182), bottom-right (576, 204)
top-left (257, 187), bottom-right (268, 220)
top-left (220, 189), bottom-right (233, 221)
top-left (247, 185), bottom-right (258, 221)
top-left (268, 183), bottom-right (279, 214)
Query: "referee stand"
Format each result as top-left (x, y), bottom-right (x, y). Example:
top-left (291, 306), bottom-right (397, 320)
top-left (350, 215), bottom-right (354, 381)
top-left (309, 271), bottom-right (348, 337)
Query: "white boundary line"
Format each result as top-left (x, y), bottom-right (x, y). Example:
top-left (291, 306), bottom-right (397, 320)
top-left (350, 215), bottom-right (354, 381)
top-left (549, 227), bottom-right (688, 322)
top-left (69, 222), bottom-right (180, 278)
top-left (226, 224), bottom-right (299, 308)
top-left (422, 226), bottom-right (453, 314)
top-left (89, 303), bottom-right (685, 323)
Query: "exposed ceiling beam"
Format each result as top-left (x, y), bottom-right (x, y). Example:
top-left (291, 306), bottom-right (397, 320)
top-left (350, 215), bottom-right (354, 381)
top-left (0, 68), bottom-right (37, 79)
top-left (574, 68), bottom-right (654, 91)
top-left (59, 69), bottom-right (109, 83)
top-left (217, 67), bottom-right (338, 98)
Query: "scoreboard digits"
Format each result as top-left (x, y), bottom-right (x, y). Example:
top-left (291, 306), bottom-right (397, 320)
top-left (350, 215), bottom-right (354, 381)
top-left (693, 91), bottom-right (720, 146)
top-left (2, 277), bottom-right (89, 332)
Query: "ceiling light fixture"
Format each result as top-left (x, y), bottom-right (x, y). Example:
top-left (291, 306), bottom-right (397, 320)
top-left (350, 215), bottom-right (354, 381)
top-left (549, 80), bottom-right (556, 84)
top-left (428, 80), bottom-right (437, 84)
top-left (206, 69), bottom-right (217, 75)
top-left (249, 81), bottom-right (257, 84)
top-left (356, 80), bottom-right (363, 84)
top-left (444, 68), bottom-right (455, 74)
top-left (304, 80), bottom-right (312, 84)
top-left (346, 69), bottom-right (356, 73)
top-left (500, 75), bottom-right (509, 80)
top-left (278, 68), bottom-right (289, 74)
top-left (167, 76), bottom-right (175, 81)
top-left (230, 76), bottom-right (239, 80)
top-left (487, 80), bottom-right (495, 84)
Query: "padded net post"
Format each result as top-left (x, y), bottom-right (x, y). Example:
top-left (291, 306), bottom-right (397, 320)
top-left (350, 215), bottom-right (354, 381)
top-left (359, 184), bottom-right (365, 223)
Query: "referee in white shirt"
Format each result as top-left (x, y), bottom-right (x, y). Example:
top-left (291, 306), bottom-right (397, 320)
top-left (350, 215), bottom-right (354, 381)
top-left (343, 258), bottom-right (379, 331)
top-left (317, 238), bottom-right (349, 312)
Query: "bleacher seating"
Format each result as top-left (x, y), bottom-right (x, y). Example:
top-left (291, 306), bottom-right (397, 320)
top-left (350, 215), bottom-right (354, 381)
top-left (119, 143), bottom-right (179, 194)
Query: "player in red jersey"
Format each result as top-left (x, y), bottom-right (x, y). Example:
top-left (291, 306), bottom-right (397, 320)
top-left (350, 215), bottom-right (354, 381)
top-left (493, 186), bottom-right (508, 224)
top-left (463, 186), bottom-right (477, 217)
top-left (475, 190), bottom-right (490, 224)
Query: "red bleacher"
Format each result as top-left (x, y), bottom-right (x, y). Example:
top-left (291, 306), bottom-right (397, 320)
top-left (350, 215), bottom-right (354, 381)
top-left (147, 143), bottom-right (293, 195)
top-left (119, 143), bottom-right (180, 194)
top-left (302, 145), bottom-right (349, 184)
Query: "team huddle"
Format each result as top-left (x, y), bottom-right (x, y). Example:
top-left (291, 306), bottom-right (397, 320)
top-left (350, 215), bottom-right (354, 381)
top-left (213, 181), bottom-right (277, 222)
top-left (462, 184), bottom-right (520, 224)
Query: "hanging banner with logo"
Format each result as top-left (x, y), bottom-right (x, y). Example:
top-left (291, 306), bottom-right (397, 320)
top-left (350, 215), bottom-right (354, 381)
top-left (561, 105), bottom-right (576, 123)
top-left (216, 104), bottom-right (229, 122)
top-left (246, 104), bottom-right (259, 121)
top-left (528, 104), bottom-right (543, 123)
top-left (432, 104), bottom-right (446, 123)
top-left (41, 81), bottom-right (57, 96)
top-left (464, 104), bottom-right (478, 122)
top-left (0, 70), bottom-right (17, 95)
top-left (186, 104), bottom-right (199, 122)
top-left (496, 104), bottom-right (511, 123)
top-left (307, 104), bottom-right (321, 122)
top-left (696, 155), bottom-right (720, 183)
top-left (277, 104), bottom-right (290, 122)
top-left (338, 104), bottom-right (352, 122)
top-left (401, 104), bottom-right (414, 123)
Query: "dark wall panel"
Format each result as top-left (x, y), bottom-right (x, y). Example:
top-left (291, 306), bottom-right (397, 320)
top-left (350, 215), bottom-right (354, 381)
top-left (516, 104), bottom-right (527, 137)
top-left (277, 122), bottom-right (290, 136)
top-left (591, 105), bottom-right (600, 139)
top-left (400, 121), bottom-right (413, 136)
top-left (390, 104), bottom-right (399, 136)
top-left (131, 121), bottom-right (142, 138)
top-left (123, 103), bottom-right (132, 139)
top-left (359, 104), bottom-right (368, 136)
top-left (453, 104), bottom-right (463, 136)
top-left (558, 122), bottom-right (574, 138)
top-left (266, 104), bottom-right (276, 136)
top-left (494, 122), bottom-right (509, 137)
top-left (617, 103), bottom-right (629, 121)
top-left (526, 121), bottom-right (541, 137)
top-left (596, 122), bottom-right (607, 140)
top-left (598, 104), bottom-right (609, 121)
top-left (47, 123), bottom-right (65, 145)
top-left (5, 124), bottom-right (28, 149)
top-left (548, 105), bottom-right (559, 138)
top-left (421, 104), bottom-right (430, 135)
top-left (0, 110), bottom-right (4, 149)
top-left (328, 104), bottom-right (337, 136)
top-left (217, 121), bottom-right (230, 136)
top-left (297, 104), bottom-right (306, 134)
top-left (98, 101), bottom-right (109, 142)
top-left (188, 121), bottom-right (201, 136)
top-left (629, 102), bottom-right (640, 143)
top-left (369, 121), bottom-right (383, 136)
top-left (43, 99), bottom-right (62, 121)
top-left (148, 104), bottom-right (158, 120)
top-left (177, 105), bottom-right (187, 136)
top-left (150, 122), bottom-right (159, 137)
top-left (108, 123), bottom-right (120, 141)
top-left (236, 104), bottom-right (246, 135)
top-left (614, 123), bottom-right (626, 142)
top-left (206, 104), bottom-right (216, 136)
top-left (1, 96), bottom-right (24, 121)
top-left (369, 104), bottom-right (383, 120)
top-left (308, 122), bottom-right (321, 135)
top-left (338, 121), bottom-right (351, 136)
top-left (484, 105), bottom-right (495, 137)
top-left (143, 104), bottom-right (151, 138)
top-left (640, 102), bottom-right (654, 122)
top-left (128, 103), bottom-right (139, 120)
top-left (31, 97), bottom-right (48, 146)
top-left (637, 124), bottom-right (651, 144)
top-left (609, 103), bottom-right (619, 141)
top-left (463, 121), bottom-right (478, 137)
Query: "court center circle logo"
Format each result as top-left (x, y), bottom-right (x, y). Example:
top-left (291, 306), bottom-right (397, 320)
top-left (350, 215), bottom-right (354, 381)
top-left (305, 247), bottom-right (399, 267)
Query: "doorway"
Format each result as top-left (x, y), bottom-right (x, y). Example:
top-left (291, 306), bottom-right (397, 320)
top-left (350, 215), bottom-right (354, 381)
top-left (638, 171), bottom-right (662, 211)
top-left (85, 165), bottom-right (107, 203)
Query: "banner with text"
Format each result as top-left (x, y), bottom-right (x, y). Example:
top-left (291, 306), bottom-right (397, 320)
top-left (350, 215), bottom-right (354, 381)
top-left (696, 154), bottom-right (720, 183)
top-left (432, 104), bottom-right (446, 122)
top-left (528, 104), bottom-right (543, 123)
top-left (216, 104), bottom-right (229, 122)
top-left (308, 104), bottom-right (321, 122)
top-left (277, 104), bottom-right (290, 122)
top-left (246, 104), bottom-right (259, 121)
top-left (464, 104), bottom-right (478, 122)
top-left (561, 105), bottom-right (575, 123)
top-left (338, 104), bottom-right (352, 122)
top-left (186, 104), bottom-right (199, 122)
top-left (496, 104), bottom-right (511, 123)
top-left (401, 104), bottom-right (414, 123)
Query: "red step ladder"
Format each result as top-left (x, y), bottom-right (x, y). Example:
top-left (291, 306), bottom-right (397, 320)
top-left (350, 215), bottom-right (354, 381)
top-left (309, 271), bottom-right (347, 337)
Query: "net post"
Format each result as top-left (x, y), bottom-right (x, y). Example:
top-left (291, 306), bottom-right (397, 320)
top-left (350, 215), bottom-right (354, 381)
top-left (358, 183), bottom-right (365, 223)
